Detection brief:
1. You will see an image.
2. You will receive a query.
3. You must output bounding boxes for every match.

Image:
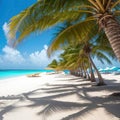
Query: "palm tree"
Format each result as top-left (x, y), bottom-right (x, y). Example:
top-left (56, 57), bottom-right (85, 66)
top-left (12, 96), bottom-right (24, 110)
top-left (9, 0), bottom-right (120, 60)
top-left (49, 38), bottom-right (115, 85)
top-left (47, 22), bottom-right (116, 85)
top-left (47, 59), bottom-right (58, 70)
top-left (54, 45), bottom-right (90, 78)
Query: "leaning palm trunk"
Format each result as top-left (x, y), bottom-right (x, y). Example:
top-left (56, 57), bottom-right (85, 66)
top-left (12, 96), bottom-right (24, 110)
top-left (82, 63), bottom-right (87, 78)
top-left (89, 62), bottom-right (96, 82)
top-left (76, 68), bottom-right (80, 76)
top-left (79, 68), bottom-right (83, 77)
top-left (75, 69), bottom-right (79, 76)
top-left (103, 18), bottom-right (120, 60)
top-left (88, 54), bottom-right (105, 85)
top-left (80, 66), bottom-right (85, 78)
top-left (86, 70), bottom-right (91, 80)
top-left (78, 68), bottom-right (82, 77)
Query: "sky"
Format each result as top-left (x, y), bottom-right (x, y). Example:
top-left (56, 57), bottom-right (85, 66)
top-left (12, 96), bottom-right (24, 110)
top-left (0, 0), bottom-right (120, 69)
top-left (0, 0), bottom-right (61, 69)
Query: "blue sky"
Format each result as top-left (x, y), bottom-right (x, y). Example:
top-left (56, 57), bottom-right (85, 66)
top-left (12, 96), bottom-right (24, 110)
top-left (0, 0), bottom-right (61, 69)
top-left (0, 0), bottom-right (120, 69)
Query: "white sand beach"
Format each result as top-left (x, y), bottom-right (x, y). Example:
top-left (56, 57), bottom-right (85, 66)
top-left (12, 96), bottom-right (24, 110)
top-left (0, 73), bottom-right (120, 120)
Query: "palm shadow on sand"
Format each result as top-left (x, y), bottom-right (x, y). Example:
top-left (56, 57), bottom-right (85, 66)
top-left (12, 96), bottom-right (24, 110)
top-left (0, 75), bottom-right (120, 120)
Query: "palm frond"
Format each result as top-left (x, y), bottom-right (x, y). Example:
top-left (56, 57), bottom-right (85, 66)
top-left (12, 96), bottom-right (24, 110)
top-left (47, 20), bottom-right (98, 56)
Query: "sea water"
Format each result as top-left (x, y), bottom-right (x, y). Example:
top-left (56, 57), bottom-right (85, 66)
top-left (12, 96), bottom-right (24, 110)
top-left (0, 69), bottom-right (54, 80)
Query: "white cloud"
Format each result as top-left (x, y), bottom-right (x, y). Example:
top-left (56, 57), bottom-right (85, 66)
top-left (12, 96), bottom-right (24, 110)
top-left (3, 23), bottom-right (9, 35)
top-left (44, 45), bottom-right (48, 50)
top-left (0, 45), bottom-right (62, 69)
top-left (3, 22), bottom-right (10, 44)
top-left (2, 45), bottom-right (25, 64)
top-left (2, 22), bottom-right (62, 69)
top-left (2, 22), bottom-right (15, 46)
top-left (29, 45), bottom-right (60, 68)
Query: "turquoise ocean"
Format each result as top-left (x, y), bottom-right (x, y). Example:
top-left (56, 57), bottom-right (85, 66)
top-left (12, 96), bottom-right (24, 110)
top-left (0, 69), bottom-right (54, 80)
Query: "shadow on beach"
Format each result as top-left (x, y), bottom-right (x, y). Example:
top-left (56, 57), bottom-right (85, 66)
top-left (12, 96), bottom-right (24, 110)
top-left (0, 74), bottom-right (120, 120)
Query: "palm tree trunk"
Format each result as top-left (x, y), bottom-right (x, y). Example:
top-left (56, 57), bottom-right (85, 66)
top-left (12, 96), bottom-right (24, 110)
top-left (78, 68), bottom-right (82, 77)
top-left (89, 62), bottom-right (96, 82)
top-left (76, 69), bottom-right (79, 76)
top-left (74, 70), bottom-right (77, 76)
top-left (80, 65), bottom-right (85, 78)
top-left (79, 67), bottom-right (83, 77)
top-left (86, 70), bottom-right (91, 80)
top-left (77, 68), bottom-right (80, 76)
top-left (88, 54), bottom-right (106, 85)
top-left (104, 18), bottom-right (120, 60)
top-left (82, 63), bottom-right (87, 78)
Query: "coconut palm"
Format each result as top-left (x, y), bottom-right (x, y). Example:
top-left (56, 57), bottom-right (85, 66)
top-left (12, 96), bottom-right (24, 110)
top-left (47, 21), bottom-right (116, 85)
top-left (55, 45), bottom-right (90, 78)
top-left (47, 59), bottom-right (58, 70)
top-left (9, 0), bottom-right (120, 60)
top-left (49, 38), bottom-right (115, 85)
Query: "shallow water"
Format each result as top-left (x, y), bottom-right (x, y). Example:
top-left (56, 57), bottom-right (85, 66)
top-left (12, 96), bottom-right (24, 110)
top-left (0, 69), bottom-right (54, 80)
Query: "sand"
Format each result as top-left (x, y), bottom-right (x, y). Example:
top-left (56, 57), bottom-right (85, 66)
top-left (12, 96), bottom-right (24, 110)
top-left (0, 73), bottom-right (120, 120)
